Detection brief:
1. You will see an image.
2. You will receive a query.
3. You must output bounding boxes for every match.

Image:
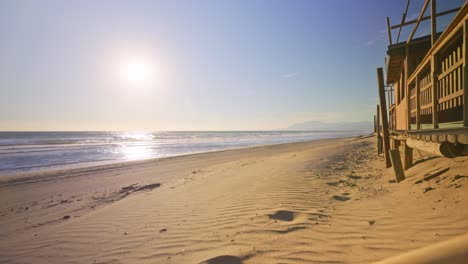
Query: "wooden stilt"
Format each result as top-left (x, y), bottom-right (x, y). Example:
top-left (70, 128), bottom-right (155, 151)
top-left (377, 68), bottom-right (392, 168)
top-left (378, 138), bottom-right (383, 155)
top-left (463, 20), bottom-right (468, 127)
top-left (405, 44), bottom-right (411, 130)
top-left (431, 54), bottom-right (439, 128)
top-left (389, 149), bottom-right (405, 182)
top-left (374, 115), bottom-right (377, 133)
top-left (390, 138), bottom-right (394, 149)
top-left (416, 75), bottom-right (421, 130)
top-left (402, 140), bottom-right (413, 170)
top-left (377, 105), bottom-right (382, 154)
top-left (395, 139), bottom-right (401, 149)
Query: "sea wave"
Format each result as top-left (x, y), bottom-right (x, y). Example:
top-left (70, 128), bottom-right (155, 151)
top-left (0, 131), bottom-right (367, 175)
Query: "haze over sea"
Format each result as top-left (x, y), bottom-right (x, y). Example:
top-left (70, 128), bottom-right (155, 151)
top-left (0, 131), bottom-right (366, 175)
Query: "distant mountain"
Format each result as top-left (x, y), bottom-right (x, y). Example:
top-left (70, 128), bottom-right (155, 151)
top-left (287, 121), bottom-right (373, 132)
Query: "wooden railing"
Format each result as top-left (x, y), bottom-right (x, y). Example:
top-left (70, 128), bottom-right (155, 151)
top-left (408, 66), bottom-right (433, 128)
top-left (437, 38), bottom-right (464, 123)
top-left (419, 67), bottom-right (433, 125)
top-left (404, 5), bottom-right (467, 130)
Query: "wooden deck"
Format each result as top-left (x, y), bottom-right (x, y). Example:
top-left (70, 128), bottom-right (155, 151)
top-left (376, 0), bottom-right (468, 175)
top-left (383, 0), bottom-right (468, 134)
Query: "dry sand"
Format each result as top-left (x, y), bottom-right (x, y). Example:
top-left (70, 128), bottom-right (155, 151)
top-left (0, 136), bottom-right (467, 263)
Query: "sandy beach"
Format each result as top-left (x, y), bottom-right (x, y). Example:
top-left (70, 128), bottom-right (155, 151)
top-left (1, 136), bottom-right (467, 263)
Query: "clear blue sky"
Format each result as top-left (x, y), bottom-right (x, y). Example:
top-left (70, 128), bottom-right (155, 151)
top-left (0, 0), bottom-right (464, 131)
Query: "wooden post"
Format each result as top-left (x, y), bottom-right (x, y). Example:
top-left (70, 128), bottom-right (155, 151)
top-left (394, 139), bottom-right (401, 149)
top-left (377, 68), bottom-right (392, 168)
top-left (405, 44), bottom-right (411, 130)
top-left (431, 54), bottom-right (439, 128)
top-left (407, 0), bottom-right (430, 44)
top-left (391, 7), bottom-right (461, 30)
top-left (431, 0), bottom-right (437, 46)
top-left (402, 140), bottom-right (413, 170)
top-left (378, 137), bottom-right (383, 155)
top-left (463, 20), bottom-right (468, 127)
top-left (374, 115), bottom-right (377, 133)
top-left (431, 0), bottom-right (439, 129)
top-left (377, 105), bottom-right (382, 154)
top-left (416, 75), bottom-right (421, 130)
top-left (386, 17), bottom-right (393, 45)
top-left (389, 149), bottom-right (405, 182)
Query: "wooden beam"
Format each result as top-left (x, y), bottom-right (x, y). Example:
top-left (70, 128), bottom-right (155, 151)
top-left (391, 7), bottom-right (461, 30)
top-left (396, 0), bottom-right (411, 43)
top-left (406, 138), bottom-right (463, 158)
top-left (460, 133), bottom-right (468, 144)
top-left (407, 0), bottom-right (431, 44)
top-left (464, 20), bottom-right (468, 127)
top-left (407, 128), bottom-right (468, 143)
top-left (389, 149), bottom-right (405, 182)
top-left (387, 17), bottom-right (393, 45)
top-left (431, 0), bottom-right (437, 45)
top-left (377, 68), bottom-right (392, 168)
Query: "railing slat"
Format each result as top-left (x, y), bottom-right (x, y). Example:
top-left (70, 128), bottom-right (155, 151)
top-left (438, 89), bottom-right (464, 103)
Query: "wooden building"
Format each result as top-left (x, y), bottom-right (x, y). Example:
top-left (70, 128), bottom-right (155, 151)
top-left (377, 0), bottom-right (468, 174)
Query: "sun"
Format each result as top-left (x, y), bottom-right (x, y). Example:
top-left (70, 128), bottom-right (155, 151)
top-left (122, 58), bottom-right (154, 85)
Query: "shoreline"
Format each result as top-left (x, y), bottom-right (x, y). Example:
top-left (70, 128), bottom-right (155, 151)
top-left (0, 135), bottom-right (365, 185)
top-left (1, 135), bottom-right (467, 263)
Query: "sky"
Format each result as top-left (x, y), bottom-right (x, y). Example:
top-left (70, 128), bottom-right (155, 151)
top-left (0, 0), bottom-right (465, 131)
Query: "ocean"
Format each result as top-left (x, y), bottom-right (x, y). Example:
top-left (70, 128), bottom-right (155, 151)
top-left (0, 131), bottom-right (367, 175)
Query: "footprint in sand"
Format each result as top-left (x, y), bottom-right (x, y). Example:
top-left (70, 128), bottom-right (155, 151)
top-left (268, 210), bottom-right (295, 222)
top-left (423, 187), bottom-right (434, 193)
top-left (332, 195), bottom-right (350, 201)
top-left (326, 180), bottom-right (357, 187)
top-left (199, 255), bottom-right (250, 264)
